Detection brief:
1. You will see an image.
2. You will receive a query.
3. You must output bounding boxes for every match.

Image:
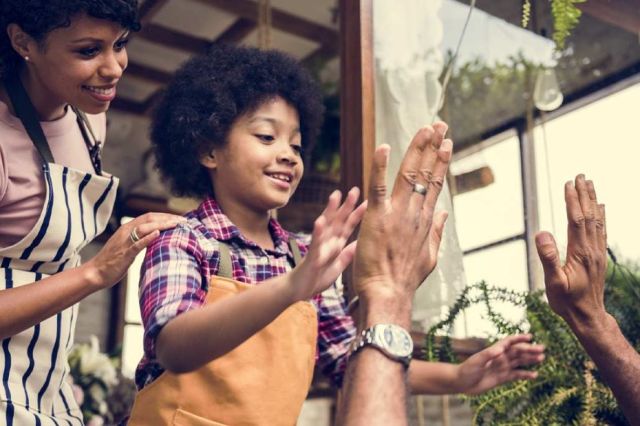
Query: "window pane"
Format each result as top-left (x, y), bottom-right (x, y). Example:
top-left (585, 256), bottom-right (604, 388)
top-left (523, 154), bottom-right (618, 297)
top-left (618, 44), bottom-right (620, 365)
top-left (460, 240), bottom-right (528, 337)
top-left (121, 324), bottom-right (144, 379)
top-left (451, 135), bottom-right (524, 251)
top-left (125, 248), bottom-right (145, 324)
top-left (534, 82), bottom-right (640, 264)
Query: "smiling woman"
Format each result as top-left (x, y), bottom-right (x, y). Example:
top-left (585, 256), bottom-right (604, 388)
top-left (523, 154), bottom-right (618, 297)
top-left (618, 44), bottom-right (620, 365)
top-left (0, 1), bottom-right (187, 425)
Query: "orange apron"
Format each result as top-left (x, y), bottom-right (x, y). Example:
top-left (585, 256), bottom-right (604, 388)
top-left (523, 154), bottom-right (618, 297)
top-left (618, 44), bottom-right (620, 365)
top-left (128, 240), bottom-right (318, 426)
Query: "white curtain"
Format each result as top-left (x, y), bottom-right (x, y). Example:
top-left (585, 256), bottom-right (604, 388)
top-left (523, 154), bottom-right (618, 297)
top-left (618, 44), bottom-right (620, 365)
top-left (373, 0), bottom-right (467, 331)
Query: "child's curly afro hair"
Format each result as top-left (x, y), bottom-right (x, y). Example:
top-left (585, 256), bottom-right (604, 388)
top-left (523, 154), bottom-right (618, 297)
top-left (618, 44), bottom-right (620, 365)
top-left (151, 44), bottom-right (325, 199)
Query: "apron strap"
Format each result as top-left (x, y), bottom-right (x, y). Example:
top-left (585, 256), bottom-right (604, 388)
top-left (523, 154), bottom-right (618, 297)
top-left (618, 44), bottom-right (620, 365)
top-left (217, 242), bottom-right (234, 279)
top-left (288, 237), bottom-right (302, 266)
top-left (3, 73), bottom-right (55, 166)
top-left (216, 236), bottom-right (302, 280)
top-left (71, 106), bottom-right (103, 175)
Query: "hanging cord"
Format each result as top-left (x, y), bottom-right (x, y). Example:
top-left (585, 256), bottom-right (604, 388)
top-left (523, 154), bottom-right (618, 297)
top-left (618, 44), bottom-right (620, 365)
top-left (539, 111), bottom-right (557, 235)
top-left (257, 0), bottom-right (272, 49)
top-left (437, 0), bottom-right (476, 113)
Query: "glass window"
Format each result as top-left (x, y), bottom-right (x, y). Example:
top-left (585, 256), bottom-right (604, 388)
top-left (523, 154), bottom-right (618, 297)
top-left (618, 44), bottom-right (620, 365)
top-left (460, 239), bottom-right (529, 337)
top-left (119, 216), bottom-right (146, 378)
top-left (534, 81), bottom-right (640, 264)
top-left (451, 134), bottom-right (524, 251)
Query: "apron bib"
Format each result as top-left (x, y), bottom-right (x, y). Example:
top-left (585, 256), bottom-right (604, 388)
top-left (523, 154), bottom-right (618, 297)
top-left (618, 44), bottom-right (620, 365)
top-left (128, 241), bottom-right (318, 426)
top-left (1, 74), bottom-right (118, 426)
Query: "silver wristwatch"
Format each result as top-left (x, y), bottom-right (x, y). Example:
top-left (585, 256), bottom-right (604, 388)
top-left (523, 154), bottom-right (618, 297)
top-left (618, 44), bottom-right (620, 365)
top-left (350, 324), bottom-right (413, 368)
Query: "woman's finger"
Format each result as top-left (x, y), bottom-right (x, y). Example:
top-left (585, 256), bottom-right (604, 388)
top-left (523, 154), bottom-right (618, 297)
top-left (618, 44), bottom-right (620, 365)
top-left (129, 220), bottom-right (182, 244)
top-left (136, 212), bottom-right (186, 225)
top-left (130, 229), bottom-right (160, 253)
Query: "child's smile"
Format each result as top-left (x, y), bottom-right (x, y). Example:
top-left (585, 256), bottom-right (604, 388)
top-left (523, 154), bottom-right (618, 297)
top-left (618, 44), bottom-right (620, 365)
top-left (204, 96), bottom-right (304, 215)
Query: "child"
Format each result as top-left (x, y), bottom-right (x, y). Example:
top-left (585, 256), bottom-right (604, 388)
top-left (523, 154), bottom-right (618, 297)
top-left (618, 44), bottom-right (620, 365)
top-left (128, 45), bottom-right (544, 425)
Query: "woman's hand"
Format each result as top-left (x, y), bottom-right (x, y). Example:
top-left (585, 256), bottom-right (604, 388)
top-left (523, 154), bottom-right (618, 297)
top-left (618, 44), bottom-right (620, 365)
top-left (81, 212), bottom-right (186, 290)
top-left (455, 334), bottom-right (545, 395)
top-left (287, 188), bottom-right (367, 302)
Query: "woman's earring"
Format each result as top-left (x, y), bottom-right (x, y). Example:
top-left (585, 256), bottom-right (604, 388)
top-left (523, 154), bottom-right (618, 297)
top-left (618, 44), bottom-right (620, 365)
top-left (24, 56), bottom-right (30, 62)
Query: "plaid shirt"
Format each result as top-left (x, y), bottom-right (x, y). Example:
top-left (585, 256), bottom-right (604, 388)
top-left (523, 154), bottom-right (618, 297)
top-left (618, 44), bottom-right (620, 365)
top-left (135, 198), bottom-right (356, 389)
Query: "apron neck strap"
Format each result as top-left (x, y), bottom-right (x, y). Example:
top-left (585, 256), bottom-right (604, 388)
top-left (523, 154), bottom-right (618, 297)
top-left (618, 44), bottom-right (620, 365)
top-left (216, 236), bottom-right (303, 280)
top-left (3, 74), bottom-right (103, 174)
top-left (3, 73), bottom-right (55, 166)
top-left (287, 237), bottom-right (302, 266)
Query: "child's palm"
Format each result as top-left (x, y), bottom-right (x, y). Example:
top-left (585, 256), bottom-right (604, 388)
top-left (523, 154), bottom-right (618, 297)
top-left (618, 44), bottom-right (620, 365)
top-left (291, 188), bottom-right (366, 301)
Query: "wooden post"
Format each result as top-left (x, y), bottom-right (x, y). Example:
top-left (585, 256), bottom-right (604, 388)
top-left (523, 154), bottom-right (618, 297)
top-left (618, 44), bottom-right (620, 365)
top-left (339, 0), bottom-right (374, 301)
top-left (339, 0), bottom-right (375, 198)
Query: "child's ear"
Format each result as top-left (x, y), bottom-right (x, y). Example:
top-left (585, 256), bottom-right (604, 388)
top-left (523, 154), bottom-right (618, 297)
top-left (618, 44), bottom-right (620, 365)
top-left (200, 150), bottom-right (217, 170)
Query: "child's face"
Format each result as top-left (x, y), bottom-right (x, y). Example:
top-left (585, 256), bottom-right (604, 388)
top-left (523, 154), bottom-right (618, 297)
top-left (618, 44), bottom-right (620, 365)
top-left (205, 96), bottom-right (304, 214)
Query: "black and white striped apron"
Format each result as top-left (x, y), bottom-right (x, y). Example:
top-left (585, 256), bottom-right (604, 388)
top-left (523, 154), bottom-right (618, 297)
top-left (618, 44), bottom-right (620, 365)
top-left (0, 159), bottom-right (118, 425)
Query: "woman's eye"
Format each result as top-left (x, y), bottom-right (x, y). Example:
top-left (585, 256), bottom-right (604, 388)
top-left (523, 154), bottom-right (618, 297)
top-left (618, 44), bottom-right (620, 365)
top-left (114, 38), bottom-right (130, 51)
top-left (291, 145), bottom-right (304, 156)
top-left (77, 47), bottom-right (100, 58)
top-left (256, 134), bottom-right (275, 142)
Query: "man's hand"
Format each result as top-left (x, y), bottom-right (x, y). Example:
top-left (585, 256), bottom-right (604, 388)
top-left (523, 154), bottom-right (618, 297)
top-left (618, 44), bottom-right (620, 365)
top-left (535, 174), bottom-right (608, 331)
top-left (353, 122), bottom-right (453, 316)
top-left (456, 334), bottom-right (544, 395)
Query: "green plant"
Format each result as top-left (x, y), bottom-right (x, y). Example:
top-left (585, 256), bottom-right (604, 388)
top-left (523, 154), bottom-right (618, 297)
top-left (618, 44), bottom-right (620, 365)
top-left (521, 0), bottom-right (587, 50)
top-left (424, 259), bottom-right (639, 425)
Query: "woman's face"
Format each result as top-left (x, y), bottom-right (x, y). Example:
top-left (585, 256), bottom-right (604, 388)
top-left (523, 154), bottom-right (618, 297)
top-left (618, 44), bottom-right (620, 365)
top-left (18, 13), bottom-right (129, 116)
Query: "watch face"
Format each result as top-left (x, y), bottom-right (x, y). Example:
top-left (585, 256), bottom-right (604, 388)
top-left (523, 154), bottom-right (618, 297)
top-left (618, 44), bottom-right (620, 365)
top-left (379, 325), bottom-right (413, 357)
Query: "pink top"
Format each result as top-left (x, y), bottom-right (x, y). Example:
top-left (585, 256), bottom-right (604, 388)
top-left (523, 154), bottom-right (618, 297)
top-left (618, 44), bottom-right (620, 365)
top-left (0, 100), bottom-right (107, 247)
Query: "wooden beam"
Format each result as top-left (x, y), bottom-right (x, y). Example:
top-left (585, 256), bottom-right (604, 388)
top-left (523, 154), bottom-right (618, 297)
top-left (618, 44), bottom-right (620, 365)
top-left (302, 43), bottom-right (338, 69)
top-left (451, 166), bottom-right (494, 196)
top-left (138, 0), bottom-right (169, 24)
top-left (126, 61), bottom-right (173, 85)
top-left (339, 0), bottom-right (374, 198)
top-left (579, 0), bottom-right (640, 35)
top-left (138, 23), bottom-right (211, 54)
top-left (215, 18), bottom-right (256, 44)
top-left (193, 0), bottom-right (338, 46)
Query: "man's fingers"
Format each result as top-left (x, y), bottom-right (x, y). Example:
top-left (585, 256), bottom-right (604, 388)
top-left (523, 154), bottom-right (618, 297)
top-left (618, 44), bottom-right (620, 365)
top-left (416, 122), bottom-right (447, 191)
top-left (565, 180), bottom-right (587, 248)
top-left (597, 204), bottom-right (607, 252)
top-left (423, 139), bottom-right (453, 213)
top-left (535, 232), bottom-right (566, 290)
top-left (426, 210), bottom-right (448, 255)
top-left (368, 145), bottom-right (391, 209)
top-left (576, 175), bottom-right (596, 239)
top-left (391, 126), bottom-right (435, 206)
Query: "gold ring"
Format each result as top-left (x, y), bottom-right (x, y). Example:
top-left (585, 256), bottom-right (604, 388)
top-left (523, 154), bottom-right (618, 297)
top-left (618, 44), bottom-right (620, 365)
top-left (129, 227), bottom-right (140, 244)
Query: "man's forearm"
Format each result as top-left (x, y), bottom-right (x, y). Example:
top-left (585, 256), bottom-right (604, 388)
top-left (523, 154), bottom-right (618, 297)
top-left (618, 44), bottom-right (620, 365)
top-left (336, 295), bottom-right (413, 426)
top-left (572, 314), bottom-right (640, 424)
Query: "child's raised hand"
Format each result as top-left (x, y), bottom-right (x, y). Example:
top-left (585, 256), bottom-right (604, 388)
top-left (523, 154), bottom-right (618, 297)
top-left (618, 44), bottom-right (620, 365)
top-left (455, 334), bottom-right (545, 395)
top-left (288, 188), bottom-right (367, 302)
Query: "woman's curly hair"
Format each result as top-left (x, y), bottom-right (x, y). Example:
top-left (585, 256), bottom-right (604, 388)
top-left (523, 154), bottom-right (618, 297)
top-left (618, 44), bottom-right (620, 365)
top-left (0, 0), bottom-right (140, 77)
top-left (152, 44), bottom-right (325, 199)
